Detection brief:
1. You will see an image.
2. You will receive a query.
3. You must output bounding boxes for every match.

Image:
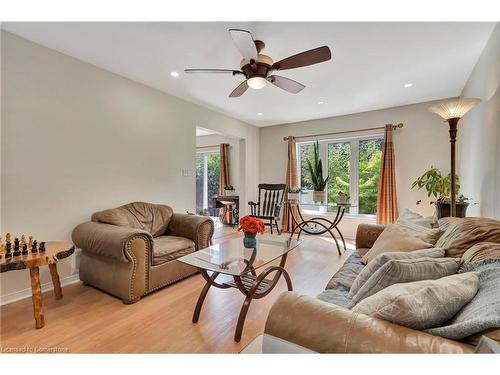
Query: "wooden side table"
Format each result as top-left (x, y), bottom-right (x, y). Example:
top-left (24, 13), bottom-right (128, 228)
top-left (0, 241), bottom-right (75, 329)
top-left (213, 195), bottom-right (239, 227)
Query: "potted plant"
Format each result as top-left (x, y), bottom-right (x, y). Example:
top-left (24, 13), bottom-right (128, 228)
top-left (238, 215), bottom-right (265, 248)
top-left (224, 184), bottom-right (235, 196)
top-left (306, 141), bottom-right (329, 203)
top-left (288, 187), bottom-right (301, 201)
top-left (411, 166), bottom-right (470, 218)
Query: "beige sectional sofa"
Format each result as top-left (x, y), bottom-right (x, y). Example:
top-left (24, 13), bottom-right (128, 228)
top-left (264, 217), bottom-right (500, 353)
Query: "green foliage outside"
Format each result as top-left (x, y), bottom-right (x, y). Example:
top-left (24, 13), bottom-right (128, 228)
top-left (358, 139), bottom-right (383, 214)
top-left (300, 138), bottom-right (382, 215)
top-left (196, 153), bottom-right (220, 214)
top-left (327, 142), bottom-right (351, 205)
top-left (300, 144), bottom-right (315, 190)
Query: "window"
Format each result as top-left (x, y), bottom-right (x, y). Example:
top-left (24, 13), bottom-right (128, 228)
top-left (298, 135), bottom-right (383, 216)
top-left (196, 151), bottom-right (220, 215)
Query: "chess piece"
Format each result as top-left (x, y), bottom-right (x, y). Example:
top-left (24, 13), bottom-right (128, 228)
top-left (29, 236), bottom-right (33, 250)
top-left (13, 238), bottom-right (21, 257)
top-left (31, 240), bottom-right (38, 253)
top-left (21, 234), bottom-right (27, 247)
top-left (22, 243), bottom-right (29, 255)
top-left (6, 232), bottom-right (12, 243)
top-left (39, 242), bottom-right (46, 252)
top-left (5, 241), bottom-right (12, 259)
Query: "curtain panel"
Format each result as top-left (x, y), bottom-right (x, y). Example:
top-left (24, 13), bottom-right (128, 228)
top-left (219, 143), bottom-right (230, 195)
top-left (376, 125), bottom-right (398, 224)
top-left (282, 136), bottom-right (300, 232)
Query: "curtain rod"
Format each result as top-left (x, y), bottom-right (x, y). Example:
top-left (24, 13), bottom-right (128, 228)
top-left (282, 123), bottom-right (404, 141)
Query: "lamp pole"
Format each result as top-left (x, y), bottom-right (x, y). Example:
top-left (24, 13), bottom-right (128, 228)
top-left (429, 98), bottom-right (480, 219)
top-left (447, 118), bottom-right (459, 217)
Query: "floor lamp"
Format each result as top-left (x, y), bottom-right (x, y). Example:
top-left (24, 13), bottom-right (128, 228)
top-left (428, 98), bottom-right (481, 217)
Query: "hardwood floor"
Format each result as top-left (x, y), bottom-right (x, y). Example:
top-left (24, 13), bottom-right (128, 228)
top-left (0, 227), bottom-right (353, 353)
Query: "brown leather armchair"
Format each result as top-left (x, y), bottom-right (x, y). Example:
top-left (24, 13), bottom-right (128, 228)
top-left (72, 202), bottom-right (214, 303)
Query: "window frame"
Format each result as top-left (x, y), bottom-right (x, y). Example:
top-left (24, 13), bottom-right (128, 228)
top-left (196, 148), bottom-right (220, 211)
top-left (296, 132), bottom-right (384, 218)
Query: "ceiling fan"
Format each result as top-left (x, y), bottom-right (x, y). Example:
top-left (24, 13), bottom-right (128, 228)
top-left (184, 29), bottom-right (332, 97)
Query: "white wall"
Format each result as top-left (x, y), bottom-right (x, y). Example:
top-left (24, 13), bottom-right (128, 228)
top-left (458, 23), bottom-right (500, 219)
top-left (260, 100), bottom-right (453, 239)
top-left (0, 31), bottom-right (259, 301)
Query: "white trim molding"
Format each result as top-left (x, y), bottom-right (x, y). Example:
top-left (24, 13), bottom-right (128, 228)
top-left (0, 274), bottom-right (80, 306)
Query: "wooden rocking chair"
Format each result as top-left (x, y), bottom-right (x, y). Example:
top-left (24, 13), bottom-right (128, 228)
top-left (248, 184), bottom-right (286, 234)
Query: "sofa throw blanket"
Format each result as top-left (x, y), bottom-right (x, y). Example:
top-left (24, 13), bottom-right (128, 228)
top-left (426, 259), bottom-right (500, 340)
top-left (317, 252), bottom-right (364, 307)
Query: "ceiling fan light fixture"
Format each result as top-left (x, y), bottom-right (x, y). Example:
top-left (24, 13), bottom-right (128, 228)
top-left (247, 76), bottom-right (267, 90)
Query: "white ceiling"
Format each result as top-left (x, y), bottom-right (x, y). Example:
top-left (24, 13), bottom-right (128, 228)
top-left (2, 22), bottom-right (495, 127)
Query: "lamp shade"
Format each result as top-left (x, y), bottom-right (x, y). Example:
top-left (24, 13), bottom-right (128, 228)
top-left (428, 98), bottom-right (481, 120)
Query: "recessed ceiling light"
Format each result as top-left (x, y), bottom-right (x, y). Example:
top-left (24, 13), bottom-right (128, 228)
top-left (317, 101), bottom-right (324, 105)
top-left (257, 112), bottom-right (263, 116)
top-left (170, 71), bottom-right (180, 78)
top-left (404, 83), bottom-right (413, 88)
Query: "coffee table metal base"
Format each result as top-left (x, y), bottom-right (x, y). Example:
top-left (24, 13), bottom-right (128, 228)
top-left (192, 254), bottom-right (292, 342)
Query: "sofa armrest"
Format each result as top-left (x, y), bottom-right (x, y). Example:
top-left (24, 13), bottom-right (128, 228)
top-left (355, 223), bottom-right (386, 249)
top-left (264, 292), bottom-right (474, 353)
top-left (166, 213), bottom-right (214, 249)
top-left (72, 221), bottom-right (153, 263)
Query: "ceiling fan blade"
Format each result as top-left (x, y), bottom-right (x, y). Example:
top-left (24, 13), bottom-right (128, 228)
top-left (229, 81), bottom-right (249, 98)
top-left (272, 46), bottom-right (332, 71)
top-left (228, 29), bottom-right (258, 62)
top-left (184, 68), bottom-right (241, 74)
top-left (268, 75), bottom-right (305, 94)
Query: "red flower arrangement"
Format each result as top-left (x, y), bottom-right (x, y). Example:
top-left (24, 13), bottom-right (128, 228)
top-left (238, 215), bottom-right (265, 235)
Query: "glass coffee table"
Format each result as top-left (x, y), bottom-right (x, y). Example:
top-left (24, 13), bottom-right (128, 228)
top-left (177, 235), bottom-right (302, 342)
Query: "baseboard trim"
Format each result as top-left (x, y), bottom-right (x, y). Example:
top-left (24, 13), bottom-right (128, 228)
top-left (0, 274), bottom-right (81, 306)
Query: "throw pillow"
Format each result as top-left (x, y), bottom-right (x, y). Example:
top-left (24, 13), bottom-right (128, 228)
top-left (352, 272), bottom-right (479, 330)
top-left (396, 208), bottom-right (438, 229)
top-left (348, 257), bottom-right (460, 308)
top-left (426, 258), bottom-right (500, 340)
top-left (348, 247), bottom-right (445, 299)
top-left (361, 222), bottom-right (443, 264)
top-left (435, 217), bottom-right (500, 258)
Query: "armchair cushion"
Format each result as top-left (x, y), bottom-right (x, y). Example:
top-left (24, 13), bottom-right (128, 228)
top-left (166, 213), bottom-right (214, 249)
top-left (72, 221), bottom-right (153, 263)
top-left (153, 236), bottom-right (195, 265)
top-left (92, 202), bottom-right (173, 237)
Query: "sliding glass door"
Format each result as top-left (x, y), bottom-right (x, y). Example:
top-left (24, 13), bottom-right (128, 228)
top-left (195, 151), bottom-right (220, 215)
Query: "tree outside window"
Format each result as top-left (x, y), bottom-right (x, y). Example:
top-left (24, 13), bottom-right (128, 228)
top-left (298, 136), bottom-right (383, 216)
top-left (327, 142), bottom-right (351, 211)
top-left (358, 139), bottom-right (383, 214)
top-left (196, 152), bottom-right (220, 215)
